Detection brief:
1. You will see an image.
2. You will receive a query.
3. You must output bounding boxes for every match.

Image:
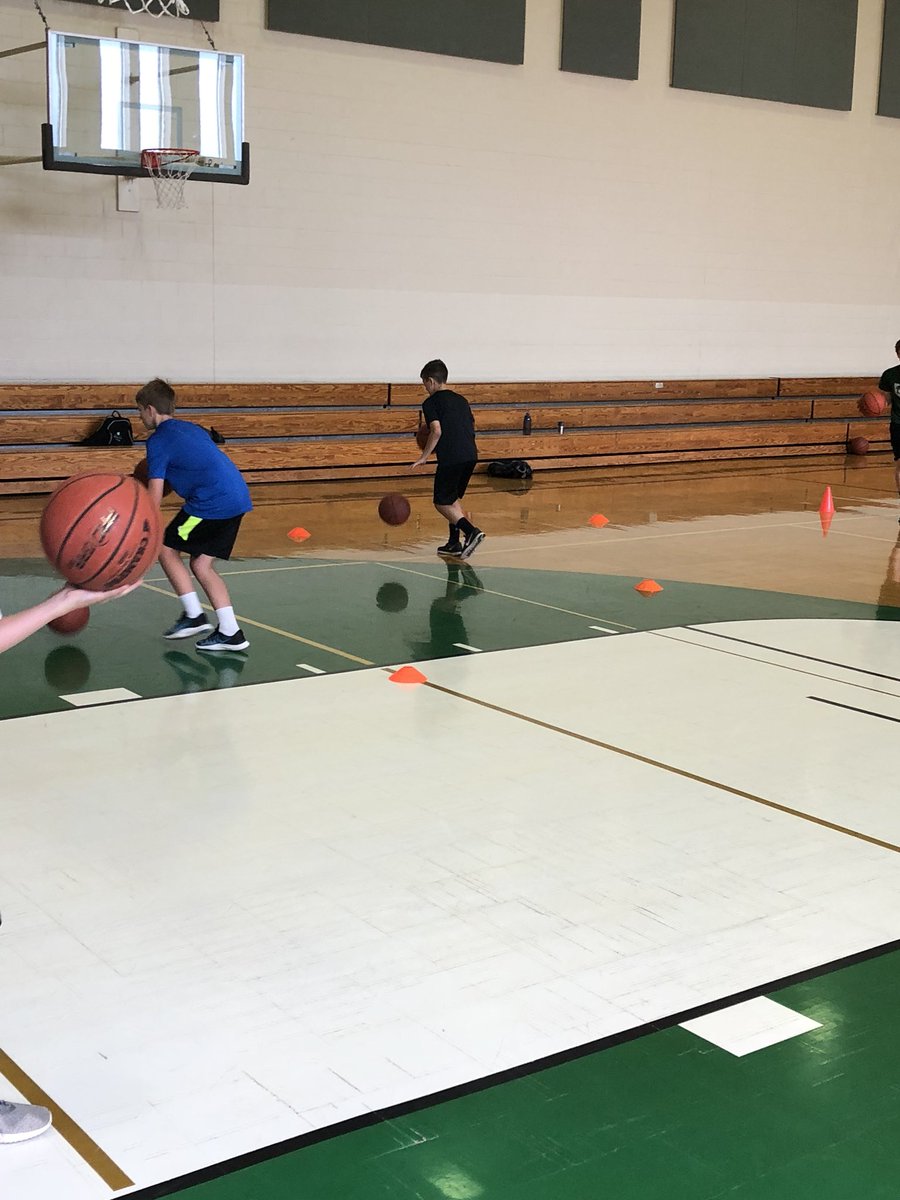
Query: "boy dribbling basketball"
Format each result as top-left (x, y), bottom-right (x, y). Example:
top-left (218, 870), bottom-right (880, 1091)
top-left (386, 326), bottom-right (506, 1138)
top-left (136, 378), bottom-right (252, 651)
top-left (412, 359), bottom-right (485, 558)
top-left (877, 340), bottom-right (900, 519)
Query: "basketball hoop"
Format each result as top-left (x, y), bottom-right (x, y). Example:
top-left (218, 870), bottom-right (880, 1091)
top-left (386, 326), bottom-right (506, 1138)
top-left (97, 0), bottom-right (191, 15)
top-left (141, 148), bottom-right (199, 209)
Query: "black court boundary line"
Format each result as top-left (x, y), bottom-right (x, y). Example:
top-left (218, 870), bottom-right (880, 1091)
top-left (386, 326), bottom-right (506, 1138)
top-left (685, 625), bottom-right (900, 685)
top-left (810, 695), bottom-right (900, 725)
top-left (125, 934), bottom-right (900, 1198)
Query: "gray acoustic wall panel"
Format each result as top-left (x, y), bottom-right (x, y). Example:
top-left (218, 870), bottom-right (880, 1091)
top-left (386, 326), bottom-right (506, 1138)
top-left (878, 0), bottom-right (900, 117)
top-left (672, 0), bottom-right (857, 112)
top-left (61, 0), bottom-right (220, 18)
top-left (265, 0), bottom-right (526, 65)
top-left (560, 0), bottom-right (642, 80)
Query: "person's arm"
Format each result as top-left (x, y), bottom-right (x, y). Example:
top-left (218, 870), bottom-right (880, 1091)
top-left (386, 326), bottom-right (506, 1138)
top-left (146, 477), bottom-right (165, 508)
top-left (413, 421), bottom-right (441, 468)
top-left (0, 583), bottom-right (138, 655)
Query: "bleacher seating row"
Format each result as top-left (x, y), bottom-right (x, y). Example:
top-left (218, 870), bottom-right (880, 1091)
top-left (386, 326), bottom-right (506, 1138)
top-left (0, 376), bottom-right (888, 495)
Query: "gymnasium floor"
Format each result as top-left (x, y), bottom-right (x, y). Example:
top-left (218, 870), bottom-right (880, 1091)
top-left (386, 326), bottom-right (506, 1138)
top-left (1, 454), bottom-right (899, 1199)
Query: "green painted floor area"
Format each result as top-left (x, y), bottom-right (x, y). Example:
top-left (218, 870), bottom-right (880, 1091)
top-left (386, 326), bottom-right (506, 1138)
top-left (0, 555), bottom-right (896, 721)
top-left (133, 945), bottom-right (900, 1199)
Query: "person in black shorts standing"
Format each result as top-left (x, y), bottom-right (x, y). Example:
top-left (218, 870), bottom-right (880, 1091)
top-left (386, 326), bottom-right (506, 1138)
top-left (877, 341), bottom-right (900, 519)
top-left (412, 359), bottom-right (485, 558)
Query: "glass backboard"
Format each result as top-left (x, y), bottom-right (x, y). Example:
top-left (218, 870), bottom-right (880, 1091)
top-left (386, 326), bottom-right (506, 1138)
top-left (43, 30), bottom-right (248, 183)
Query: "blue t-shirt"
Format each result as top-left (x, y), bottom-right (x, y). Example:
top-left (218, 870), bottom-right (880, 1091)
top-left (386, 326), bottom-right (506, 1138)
top-left (146, 419), bottom-right (252, 519)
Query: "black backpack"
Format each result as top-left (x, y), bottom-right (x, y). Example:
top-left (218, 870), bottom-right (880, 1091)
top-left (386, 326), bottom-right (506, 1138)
top-left (487, 459), bottom-right (533, 480)
top-left (78, 410), bottom-right (134, 447)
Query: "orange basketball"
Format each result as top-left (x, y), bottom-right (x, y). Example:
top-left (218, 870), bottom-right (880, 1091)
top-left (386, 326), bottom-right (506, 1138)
top-left (48, 607), bottom-right (90, 635)
top-left (378, 493), bottom-right (411, 526)
top-left (415, 424), bottom-right (429, 452)
top-left (858, 390), bottom-right (887, 417)
top-left (40, 472), bottom-right (161, 590)
top-left (848, 436), bottom-right (869, 455)
top-left (133, 457), bottom-right (173, 496)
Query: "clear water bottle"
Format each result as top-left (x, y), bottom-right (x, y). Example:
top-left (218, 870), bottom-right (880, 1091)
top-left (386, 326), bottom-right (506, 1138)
top-left (557, 421), bottom-right (565, 434)
top-left (522, 412), bottom-right (532, 435)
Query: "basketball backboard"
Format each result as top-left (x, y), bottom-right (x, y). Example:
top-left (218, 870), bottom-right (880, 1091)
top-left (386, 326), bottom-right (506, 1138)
top-left (42, 30), bottom-right (248, 184)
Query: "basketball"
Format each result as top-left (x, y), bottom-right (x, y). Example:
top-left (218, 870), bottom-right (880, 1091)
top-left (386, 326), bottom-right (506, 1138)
top-left (848, 436), bottom-right (869, 455)
top-left (133, 458), bottom-right (173, 496)
top-left (378, 493), bottom-right (411, 526)
top-left (415, 424), bottom-right (429, 452)
top-left (40, 472), bottom-right (162, 590)
top-left (48, 606), bottom-right (90, 635)
top-left (858, 389), bottom-right (887, 417)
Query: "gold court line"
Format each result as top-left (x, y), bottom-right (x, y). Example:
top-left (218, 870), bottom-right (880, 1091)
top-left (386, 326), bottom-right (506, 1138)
top-left (0, 1049), bottom-right (133, 1191)
top-left (373, 561), bottom-right (637, 629)
top-left (138, 581), bottom-right (374, 666)
top-left (423, 681), bottom-right (900, 855)
top-left (651, 629), bottom-right (900, 702)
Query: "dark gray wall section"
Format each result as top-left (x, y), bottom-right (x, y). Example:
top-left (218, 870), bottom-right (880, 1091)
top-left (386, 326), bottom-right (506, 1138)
top-left (560, 0), bottom-right (642, 81)
top-left (62, 0), bottom-right (220, 18)
top-left (265, 0), bottom-right (526, 65)
top-left (672, 0), bottom-right (857, 112)
top-left (878, 0), bottom-right (900, 117)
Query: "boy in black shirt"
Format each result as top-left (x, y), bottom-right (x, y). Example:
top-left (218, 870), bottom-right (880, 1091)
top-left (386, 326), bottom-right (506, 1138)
top-left (413, 359), bottom-right (485, 558)
top-left (876, 340), bottom-right (900, 517)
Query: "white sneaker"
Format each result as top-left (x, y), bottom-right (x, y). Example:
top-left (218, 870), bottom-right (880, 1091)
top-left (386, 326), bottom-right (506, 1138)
top-left (0, 1099), bottom-right (52, 1144)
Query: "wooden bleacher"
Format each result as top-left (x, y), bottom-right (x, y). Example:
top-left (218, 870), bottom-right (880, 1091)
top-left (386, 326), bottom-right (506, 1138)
top-left (0, 376), bottom-right (889, 495)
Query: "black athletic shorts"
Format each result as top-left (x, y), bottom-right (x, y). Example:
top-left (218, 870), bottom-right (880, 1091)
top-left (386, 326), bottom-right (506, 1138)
top-left (434, 460), bottom-right (476, 507)
top-left (891, 423), bottom-right (900, 461)
top-left (163, 508), bottom-right (244, 560)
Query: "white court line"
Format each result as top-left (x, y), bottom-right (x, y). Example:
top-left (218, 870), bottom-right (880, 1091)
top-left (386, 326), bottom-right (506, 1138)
top-left (454, 643), bottom-right (482, 653)
top-left (296, 664), bottom-right (325, 674)
top-left (60, 688), bottom-right (141, 707)
top-left (680, 997), bottom-right (821, 1057)
top-left (474, 519), bottom-right (807, 557)
top-left (786, 523), bottom-right (898, 544)
top-left (373, 561), bottom-right (635, 628)
top-left (589, 625), bottom-right (620, 634)
top-left (142, 561), bottom-right (367, 583)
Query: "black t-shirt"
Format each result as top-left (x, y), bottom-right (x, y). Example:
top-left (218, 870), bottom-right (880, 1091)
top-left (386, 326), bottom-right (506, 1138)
top-left (422, 388), bottom-right (477, 464)
top-left (877, 366), bottom-right (900, 423)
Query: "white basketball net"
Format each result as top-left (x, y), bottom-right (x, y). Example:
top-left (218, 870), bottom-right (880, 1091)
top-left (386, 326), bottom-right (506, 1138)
top-left (97, 0), bottom-right (191, 16)
top-left (141, 149), bottom-right (199, 209)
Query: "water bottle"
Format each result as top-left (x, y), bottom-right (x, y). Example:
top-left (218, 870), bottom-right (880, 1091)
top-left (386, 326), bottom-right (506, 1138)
top-left (557, 421), bottom-right (565, 434)
top-left (522, 412), bottom-right (532, 435)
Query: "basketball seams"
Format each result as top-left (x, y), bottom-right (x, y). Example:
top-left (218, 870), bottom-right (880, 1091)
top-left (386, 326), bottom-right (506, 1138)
top-left (42, 474), bottom-right (157, 590)
top-left (48, 475), bottom-right (126, 572)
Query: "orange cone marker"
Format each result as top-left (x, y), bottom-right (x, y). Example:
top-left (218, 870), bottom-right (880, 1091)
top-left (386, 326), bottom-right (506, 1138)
top-left (288, 527), bottom-right (310, 541)
top-left (634, 579), bottom-right (663, 596)
top-left (819, 487), bottom-right (834, 515)
top-left (819, 510), bottom-right (833, 537)
top-left (588, 514), bottom-right (609, 528)
top-left (389, 665), bottom-right (427, 685)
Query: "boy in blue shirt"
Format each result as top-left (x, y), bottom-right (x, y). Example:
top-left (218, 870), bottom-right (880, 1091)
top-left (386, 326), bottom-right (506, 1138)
top-left (136, 378), bottom-right (252, 652)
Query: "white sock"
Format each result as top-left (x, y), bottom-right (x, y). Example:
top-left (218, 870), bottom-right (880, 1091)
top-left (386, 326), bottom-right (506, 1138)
top-left (179, 592), bottom-right (203, 619)
top-left (216, 606), bottom-right (239, 636)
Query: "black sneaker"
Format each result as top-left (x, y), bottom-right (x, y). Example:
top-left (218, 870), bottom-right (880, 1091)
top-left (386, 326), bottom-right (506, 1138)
top-left (459, 529), bottom-right (485, 559)
top-left (437, 540), bottom-right (463, 556)
top-left (196, 628), bottom-right (250, 653)
top-left (163, 613), bottom-right (213, 640)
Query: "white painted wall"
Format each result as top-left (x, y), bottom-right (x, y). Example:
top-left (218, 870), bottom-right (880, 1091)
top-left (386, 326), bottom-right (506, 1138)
top-left (0, 0), bottom-right (897, 382)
